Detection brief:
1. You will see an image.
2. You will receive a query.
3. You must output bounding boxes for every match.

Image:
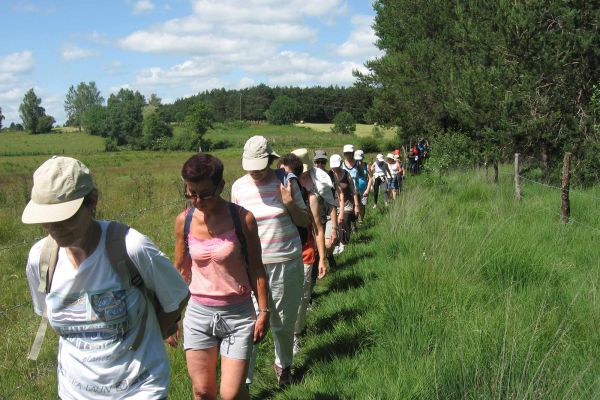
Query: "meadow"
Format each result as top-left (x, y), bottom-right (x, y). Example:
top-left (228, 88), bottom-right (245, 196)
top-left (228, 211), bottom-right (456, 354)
top-left (1, 124), bottom-right (600, 399)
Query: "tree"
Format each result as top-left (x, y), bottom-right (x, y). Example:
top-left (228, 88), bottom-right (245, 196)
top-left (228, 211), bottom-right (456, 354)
top-left (331, 111), bottom-right (356, 134)
top-left (185, 101), bottom-right (214, 140)
top-left (106, 89), bottom-right (145, 147)
top-left (80, 104), bottom-right (108, 136)
top-left (0, 107), bottom-right (4, 130)
top-left (265, 96), bottom-right (298, 125)
top-left (142, 110), bottom-right (172, 150)
top-left (19, 88), bottom-right (47, 134)
top-left (64, 82), bottom-right (104, 130)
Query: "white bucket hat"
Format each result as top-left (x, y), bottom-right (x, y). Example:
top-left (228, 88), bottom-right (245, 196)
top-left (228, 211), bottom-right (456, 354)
top-left (342, 144), bottom-right (354, 154)
top-left (291, 148), bottom-right (310, 173)
top-left (354, 150), bottom-right (364, 160)
top-left (376, 153), bottom-right (385, 162)
top-left (242, 135), bottom-right (279, 171)
top-left (22, 156), bottom-right (94, 224)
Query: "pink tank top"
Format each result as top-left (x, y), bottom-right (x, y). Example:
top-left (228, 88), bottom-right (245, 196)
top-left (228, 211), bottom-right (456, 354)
top-left (188, 228), bottom-right (252, 306)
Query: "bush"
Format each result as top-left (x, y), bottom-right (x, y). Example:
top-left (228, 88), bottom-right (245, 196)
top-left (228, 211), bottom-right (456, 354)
top-left (359, 137), bottom-right (381, 153)
top-left (331, 111), bottom-right (356, 134)
top-left (170, 128), bottom-right (201, 151)
top-left (372, 125), bottom-right (384, 139)
top-left (104, 137), bottom-right (119, 152)
top-left (265, 96), bottom-right (299, 125)
top-left (426, 131), bottom-right (471, 174)
top-left (37, 115), bottom-right (55, 133)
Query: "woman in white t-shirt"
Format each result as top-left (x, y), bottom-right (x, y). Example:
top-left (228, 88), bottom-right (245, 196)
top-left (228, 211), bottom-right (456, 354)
top-left (22, 156), bottom-right (190, 400)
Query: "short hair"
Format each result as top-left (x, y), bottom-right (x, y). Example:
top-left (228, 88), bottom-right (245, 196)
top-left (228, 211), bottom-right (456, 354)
top-left (181, 153), bottom-right (224, 185)
top-left (279, 153), bottom-right (303, 177)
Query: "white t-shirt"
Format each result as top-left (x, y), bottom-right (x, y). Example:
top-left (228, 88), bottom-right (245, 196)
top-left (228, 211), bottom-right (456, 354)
top-left (26, 221), bottom-right (189, 400)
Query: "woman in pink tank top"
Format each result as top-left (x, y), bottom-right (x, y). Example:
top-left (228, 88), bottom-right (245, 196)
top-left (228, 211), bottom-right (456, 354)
top-left (170, 153), bottom-right (269, 400)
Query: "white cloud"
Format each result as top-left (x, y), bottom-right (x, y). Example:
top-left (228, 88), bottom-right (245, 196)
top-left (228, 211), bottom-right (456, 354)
top-left (336, 15), bottom-right (382, 60)
top-left (0, 51), bottom-right (34, 77)
top-left (12, 2), bottom-right (56, 14)
top-left (103, 60), bottom-right (124, 75)
top-left (135, 58), bottom-right (223, 86)
top-left (88, 31), bottom-right (110, 45)
top-left (132, 0), bottom-right (155, 14)
top-left (237, 77), bottom-right (256, 89)
top-left (60, 44), bottom-right (97, 61)
top-left (108, 84), bottom-right (132, 95)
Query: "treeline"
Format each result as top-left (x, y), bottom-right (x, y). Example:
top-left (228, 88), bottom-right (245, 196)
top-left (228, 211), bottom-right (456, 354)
top-left (161, 84), bottom-right (373, 124)
top-left (359, 0), bottom-right (599, 184)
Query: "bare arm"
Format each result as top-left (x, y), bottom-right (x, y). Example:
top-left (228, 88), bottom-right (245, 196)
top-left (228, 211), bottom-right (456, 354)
top-left (309, 194), bottom-right (327, 279)
top-left (241, 208), bottom-right (270, 343)
top-left (173, 211), bottom-right (192, 284)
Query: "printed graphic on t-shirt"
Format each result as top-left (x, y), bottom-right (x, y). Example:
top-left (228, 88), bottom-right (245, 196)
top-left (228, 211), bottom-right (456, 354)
top-left (49, 289), bottom-right (129, 351)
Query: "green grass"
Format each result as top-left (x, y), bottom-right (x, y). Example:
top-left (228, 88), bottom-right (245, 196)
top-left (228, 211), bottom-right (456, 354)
top-left (1, 130), bottom-right (600, 399)
top-left (0, 130), bottom-right (105, 156)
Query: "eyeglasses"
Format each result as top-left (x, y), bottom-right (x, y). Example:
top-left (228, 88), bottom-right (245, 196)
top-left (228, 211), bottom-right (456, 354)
top-left (184, 185), bottom-right (217, 201)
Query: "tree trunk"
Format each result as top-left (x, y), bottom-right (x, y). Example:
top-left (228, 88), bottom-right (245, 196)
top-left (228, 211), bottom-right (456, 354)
top-left (560, 152), bottom-right (572, 224)
top-left (493, 160), bottom-right (499, 183)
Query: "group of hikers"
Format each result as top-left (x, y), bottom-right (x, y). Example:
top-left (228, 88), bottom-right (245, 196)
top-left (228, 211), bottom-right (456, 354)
top-left (21, 135), bottom-right (411, 400)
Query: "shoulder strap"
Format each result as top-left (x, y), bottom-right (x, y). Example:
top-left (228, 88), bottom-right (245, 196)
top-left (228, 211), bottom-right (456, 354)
top-left (184, 207), bottom-right (195, 253)
top-left (105, 221), bottom-right (148, 350)
top-left (274, 168), bottom-right (287, 186)
top-left (38, 235), bottom-right (59, 294)
top-left (228, 202), bottom-right (249, 266)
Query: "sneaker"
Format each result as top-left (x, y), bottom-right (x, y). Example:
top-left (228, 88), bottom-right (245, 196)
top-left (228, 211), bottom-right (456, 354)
top-left (274, 364), bottom-right (292, 387)
top-left (293, 335), bottom-right (301, 356)
top-left (372, 204), bottom-right (377, 209)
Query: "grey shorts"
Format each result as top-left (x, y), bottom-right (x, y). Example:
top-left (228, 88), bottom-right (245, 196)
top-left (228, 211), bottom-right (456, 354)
top-left (183, 299), bottom-right (256, 360)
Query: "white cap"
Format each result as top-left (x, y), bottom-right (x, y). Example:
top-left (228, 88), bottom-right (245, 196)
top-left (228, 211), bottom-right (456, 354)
top-left (330, 154), bottom-right (342, 168)
top-left (354, 150), bottom-right (364, 160)
top-left (242, 135), bottom-right (279, 171)
top-left (291, 148), bottom-right (310, 173)
top-left (386, 153), bottom-right (395, 160)
top-left (376, 153), bottom-right (384, 162)
top-left (343, 144), bottom-right (354, 153)
top-left (22, 156), bottom-right (94, 224)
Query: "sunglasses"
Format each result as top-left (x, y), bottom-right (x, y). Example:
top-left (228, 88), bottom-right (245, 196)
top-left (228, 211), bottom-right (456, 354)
top-left (314, 160), bottom-right (327, 165)
top-left (184, 185), bottom-right (218, 201)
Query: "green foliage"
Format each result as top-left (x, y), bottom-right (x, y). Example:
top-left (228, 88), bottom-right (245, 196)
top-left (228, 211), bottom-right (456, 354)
top-left (106, 89), bottom-right (145, 147)
top-left (371, 124), bottom-right (384, 139)
top-left (358, 136), bottom-right (381, 153)
top-left (170, 128), bottom-right (201, 151)
top-left (104, 137), bottom-right (119, 152)
top-left (80, 104), bottom-right (108, 136)
top-left (0, 106), bottom-right (4, 130)
top-left (331, 111), bottom-right (356, 134)
top-left (265, 95), bottom-right (299, 125)
top-left (426, 132), bottom-right (471, 174)
top-left (184, 101), bottom-right (214, 138)
top-left (64, 82), bottom-right (104, 130)
top-left (19, 88), bottom-right (48, 134)
top-left (37, 115), bottom-right (55, 133)
top-left (142, 111), bottom-right (173, 150)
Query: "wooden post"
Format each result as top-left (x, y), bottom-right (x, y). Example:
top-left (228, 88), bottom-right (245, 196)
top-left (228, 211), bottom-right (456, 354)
top-left (514, 153), bottom-right (521, 201)
top-left (493, 160), bottom-right (499, 183)
top-left (560, 152), bottom-right (572, 224)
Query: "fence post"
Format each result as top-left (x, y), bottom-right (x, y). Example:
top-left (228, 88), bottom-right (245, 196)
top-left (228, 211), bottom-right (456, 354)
top-left (560, 152), bottom-right (572, 224)
top-left (514, 153), bottom-right (521, 201)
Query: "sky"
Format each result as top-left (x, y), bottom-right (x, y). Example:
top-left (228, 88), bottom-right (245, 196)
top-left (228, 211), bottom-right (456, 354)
top-left (0, 0), bottom-right (382, 125)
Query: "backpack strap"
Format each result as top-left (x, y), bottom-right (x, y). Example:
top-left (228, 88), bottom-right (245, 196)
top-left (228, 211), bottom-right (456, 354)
top-left (105, 221), bottom-right (148, 351)
top-left (228, 202), bottom-right (249, 266)
top-left (29, 236), bottom-right (59, 361)
top-left (38, 235), bottom-right (59, 294)
top-left (184, 207), bottom-right (194, 254)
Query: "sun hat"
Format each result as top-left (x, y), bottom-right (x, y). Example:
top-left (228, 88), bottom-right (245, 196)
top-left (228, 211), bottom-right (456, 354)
top-left (291, 148), bottom-right (310, 173)
top-left (313, 149), bottom-right (327, 162)
top-left (386, 153), bottom-right (395, 160)
top-left (342, 144), bottom-right (354, 153)
top-left (376, 153), bottom-right (385, 162)
top-left (242, 135), bottom-right (279, 171)
top-left (354, 150), bottom-right (364, 160)
top-left (330, 154), bottom-right (342, 168)
top-left (22, 156), bottom-right (94, 224)
top-left (393, 154), bottom-right (400, 160)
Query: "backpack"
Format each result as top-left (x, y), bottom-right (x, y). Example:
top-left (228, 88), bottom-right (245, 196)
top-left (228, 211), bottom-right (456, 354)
top-left (184, 202), bottom-right (249, 266)
top-left (274, 168), bottom-right (309, 246)
top-left (28, 222), bottom-right (189, 361)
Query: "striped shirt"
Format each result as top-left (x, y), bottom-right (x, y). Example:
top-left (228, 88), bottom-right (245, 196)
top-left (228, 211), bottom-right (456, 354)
top-left (231, 173), bottom-right (306, 264)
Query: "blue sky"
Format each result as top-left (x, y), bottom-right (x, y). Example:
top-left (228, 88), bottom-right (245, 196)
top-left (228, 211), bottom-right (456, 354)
top-left (0, 0), bottom-right (381, 125)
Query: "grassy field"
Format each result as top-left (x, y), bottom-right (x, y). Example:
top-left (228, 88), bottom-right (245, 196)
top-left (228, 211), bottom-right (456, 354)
top-left (1, 126), bottom-right (600, 399)
top-left (294, 123), bottom-right (397, 140)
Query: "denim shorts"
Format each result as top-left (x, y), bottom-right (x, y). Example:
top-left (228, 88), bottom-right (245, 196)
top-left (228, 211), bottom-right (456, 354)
top-left (183, 299), bottom-right (256, 360)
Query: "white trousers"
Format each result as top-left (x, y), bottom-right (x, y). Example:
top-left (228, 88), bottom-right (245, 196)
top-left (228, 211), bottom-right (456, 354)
top-left (294, 263), bottom-right (313, 335)
top-left (246, 257), bottom-right (303, 382)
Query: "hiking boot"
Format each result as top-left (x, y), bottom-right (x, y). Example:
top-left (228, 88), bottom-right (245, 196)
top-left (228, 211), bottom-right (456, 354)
top-left (274, 364), bottom-right (292, 387)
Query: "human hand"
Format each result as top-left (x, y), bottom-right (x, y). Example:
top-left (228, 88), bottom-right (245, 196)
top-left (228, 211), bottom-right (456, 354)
top-left (253, 312), bottom-right (270, 344)
top-left (166, 325), bottom-right (181, 348)
top-left (278, 179), bottom-right (294, 207)
top-left (318, 259), bottom-right (327, 279)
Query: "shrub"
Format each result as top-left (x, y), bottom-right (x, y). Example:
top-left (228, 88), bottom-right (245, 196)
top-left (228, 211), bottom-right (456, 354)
top-left (331, 111), bottom-right (356, 134)
top-left (359, 136), bottom-right (381, 153)
top-left (104, 137), bottom-right (119, 152)
top-left (426, 131), bottom-right (471, 174)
